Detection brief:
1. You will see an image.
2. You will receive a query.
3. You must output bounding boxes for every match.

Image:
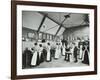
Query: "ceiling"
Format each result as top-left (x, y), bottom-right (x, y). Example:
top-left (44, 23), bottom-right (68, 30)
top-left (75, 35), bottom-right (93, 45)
top-left (22, 11), bottom-right (89, 36)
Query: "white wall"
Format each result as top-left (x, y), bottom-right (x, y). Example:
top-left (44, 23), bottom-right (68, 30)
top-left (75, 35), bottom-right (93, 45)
top-left (0, 0), bottom-right (100, 80)
top-left (63, 26), bottom-right (89, 40)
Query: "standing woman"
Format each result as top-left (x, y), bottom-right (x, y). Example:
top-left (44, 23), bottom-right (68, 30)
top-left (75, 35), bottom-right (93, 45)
top-left (79, 44), bottom-right (83, 60)
top-left (46, 43), bottom-right (51, 62)
top-left (58, 43), bottom-right (61, 58)
top-left (62, 43), bottom-right (66, 56)
top-left (38, 44), bottom-right (44, 63)
top-left (78, 40), bottom-right (84, 60)
top-left (31, 43), bottom-right (39, 67)
top-left (65, 44), bottom-right (71, 62)
top-left (73, 43), bottom-right (79, 62)
top-left (42, 40), bottom-right (47, 61)
top-left (54, 43), bottom-right (60, 59)
top-left (82, 43), bottom-right (90, 65)
top-left (70, 43), bottom-right (75, 62)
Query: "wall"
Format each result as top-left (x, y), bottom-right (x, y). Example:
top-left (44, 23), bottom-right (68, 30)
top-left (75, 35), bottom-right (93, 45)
top-left (63, 26), bottom-right (89, 40)
top-left (22, 27), bottom-right (35, 38)
top-left (0, 0), bottom-right (99, 80)
top-left (22, 27), bottom-right (36, 51)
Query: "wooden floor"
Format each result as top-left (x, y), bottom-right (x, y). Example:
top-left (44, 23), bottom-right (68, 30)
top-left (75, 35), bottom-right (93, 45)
top-left (29, 55), bottom-right (88, 69)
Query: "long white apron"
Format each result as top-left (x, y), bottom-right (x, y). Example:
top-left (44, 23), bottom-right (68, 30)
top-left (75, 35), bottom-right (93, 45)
top-left (79, 50), bottom-right (83, 59)
top-left (47, 50), bottom-right (50, 61)
top-left (31, 51), bottom-right (37, 66)
top-left (70, 48), bottom-right (74, 62)
top-left (79, 46), bottom-right (83, 59)
top-left (46, 46), bottom-right (51, 61)
top-left (38, 51), bottom-right (42, 59)
top-left (55, 48), bottom-right (60, 59)
top-left (62, 46), bottom-right (65, 56)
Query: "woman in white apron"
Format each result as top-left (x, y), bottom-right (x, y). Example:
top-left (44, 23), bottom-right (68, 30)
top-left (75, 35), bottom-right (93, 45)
top-left (54, 43), bottom-right (60, 59)
top-left (58, 43), bottom-right (61, 58)
top-left (79, 45), bottom-right (83, 59)
top-left (62, 43), bottom-right (66, 56)
top-left (31, 43), bottom-right (39, 67)
top-left (46, 43), bottom-right (51, 62)
top-left (38, 44), bottom-right (44, 63)
top-left (70, 43), bottom-right (75, 62)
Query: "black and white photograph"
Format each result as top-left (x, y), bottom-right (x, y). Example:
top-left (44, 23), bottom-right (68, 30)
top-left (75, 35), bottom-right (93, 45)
top-left (22, 11), bottom-right (90, 69)
top-left (11, 1), bottom-right (97, 79)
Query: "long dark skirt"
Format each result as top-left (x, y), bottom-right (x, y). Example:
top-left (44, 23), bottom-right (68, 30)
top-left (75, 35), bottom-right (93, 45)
top-left (35, 52), bottom-right (40, 66)
top-left (39, 52), bottom-right (44, 63)
top-left (50, 49), bottom-right (55, 58)
top-left (82, 50), bottom-right (89, 65)
top-left (42, 49), bottom-right (47, 61)
top-left (22, 50), bottom-right (33, 68)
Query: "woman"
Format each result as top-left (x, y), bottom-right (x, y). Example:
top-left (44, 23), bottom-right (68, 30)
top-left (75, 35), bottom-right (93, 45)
top-left (42, 40), bottom-right (47, 61)
top-left (78, 40), bottom-right (84, 60)
top-left (58, 43), bottom-right (61, 58)
top-left (65, 44), bottom-right (71, 62)
top-left (79, 45), bottom-right (83, 59)
top-left (54, 43), bottom-right (60, 59)
top-left (38, 44), bottom-right (44, 63)
top-left (31, 43), bottom-right (39, 67)
top-left (82, 44), bottom-right (89, 65)
top-left (22, 48), bottom-right (33, 68)
top-left (46, 43), bottom-right (51, 62)
top-left (62, 43), bottom-right (66, 56)
top-left (73, 43), bottom-right (78, 62)
top-left (70, 43), bottom-right (75, 62)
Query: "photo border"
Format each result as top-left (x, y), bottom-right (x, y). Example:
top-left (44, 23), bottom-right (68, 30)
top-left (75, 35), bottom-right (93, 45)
top-left (11, 1), bottom-right (97, 80)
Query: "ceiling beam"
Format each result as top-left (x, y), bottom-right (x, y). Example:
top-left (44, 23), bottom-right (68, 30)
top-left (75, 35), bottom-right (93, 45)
top-left (38, 12), bottom-right (89, 29)
top-left (38, 12), bottom-right (89, 37)
top-left (38, 12), bottom-right (66, 29)
top-left (37, 15), bottom-right (46, 33)
top-left (55, 25), bottom-right (62, 36)
top-left (67, 24), bottom-right (89, 29)
top-left (55, 16), bottom-right (69, 36)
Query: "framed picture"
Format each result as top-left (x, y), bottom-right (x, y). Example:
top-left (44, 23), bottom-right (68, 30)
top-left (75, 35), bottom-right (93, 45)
top-left (42, 33), bottom-right (46, 39)
top-left (50, 35), bottom-right (52, 40)
top-left (27, 32), bottom-right (34, 38)
top-left (38, 32), bottom-right (42, 40)
top-left (47, 34), bottom-right (50, 40)
top-left (11, 1), bottom-right (97, 80)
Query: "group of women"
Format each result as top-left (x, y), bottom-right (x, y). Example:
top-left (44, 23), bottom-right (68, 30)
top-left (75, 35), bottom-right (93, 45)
top-left (23, 39), bottom-right (90, 68)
